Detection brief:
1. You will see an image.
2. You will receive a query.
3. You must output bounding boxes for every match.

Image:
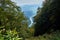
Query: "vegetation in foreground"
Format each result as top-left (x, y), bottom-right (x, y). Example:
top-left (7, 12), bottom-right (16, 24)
top-left (26, 30), bottom-right (60, 40)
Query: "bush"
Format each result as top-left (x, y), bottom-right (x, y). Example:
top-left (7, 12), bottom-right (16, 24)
top-left (25, 30), bottom-right (60, 40)
top-left (0, 30), bottom-right (23, 40)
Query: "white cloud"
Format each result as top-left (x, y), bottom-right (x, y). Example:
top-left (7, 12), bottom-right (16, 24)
top-left (11, 0), bottom-right (44, 6)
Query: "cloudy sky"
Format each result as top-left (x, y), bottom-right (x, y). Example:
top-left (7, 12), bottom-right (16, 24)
top-left (12, 0), bottom-right (44, 6)
top-left (12, 0), bottom-right (44, 27)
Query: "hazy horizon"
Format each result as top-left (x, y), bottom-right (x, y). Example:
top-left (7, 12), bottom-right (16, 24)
top-left (12, 0), bottom-right (44, 27)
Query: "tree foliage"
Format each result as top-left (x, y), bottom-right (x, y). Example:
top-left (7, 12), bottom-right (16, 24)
top-left (34, 0), bottom-right (60, 36)
top-left (0, 0), bottom-right (28, 39)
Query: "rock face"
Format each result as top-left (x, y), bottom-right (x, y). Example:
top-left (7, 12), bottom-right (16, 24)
top-left (34, 0), bottom-right (60, 36)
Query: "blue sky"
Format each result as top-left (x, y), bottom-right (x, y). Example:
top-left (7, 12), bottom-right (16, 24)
top-left (12, 0), bottom-right (44, 6)
top-left (12, 0), bottom-right (44, 27)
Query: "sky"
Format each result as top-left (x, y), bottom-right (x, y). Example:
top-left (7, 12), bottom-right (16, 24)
top-left (12, 0), bottom-right (44, 6)
top-left (12, 0), bottom-right (44, 27)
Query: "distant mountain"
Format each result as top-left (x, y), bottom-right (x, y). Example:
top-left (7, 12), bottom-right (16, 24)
top-left (23, 10), bottom-right (34, 18)
top-left (20, 5), bottom-right (39, 18)
top-left (20, 5), bottom-right (39, 27)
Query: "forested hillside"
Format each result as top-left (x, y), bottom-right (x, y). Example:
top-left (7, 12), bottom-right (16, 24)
top-left (34, 0), bottom-right (60, 36)
top-left (0, 0), bottom-right (60, 40)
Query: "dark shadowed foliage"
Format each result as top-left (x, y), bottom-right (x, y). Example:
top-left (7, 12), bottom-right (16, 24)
top-left (34, 0), bottom-right (60, 36)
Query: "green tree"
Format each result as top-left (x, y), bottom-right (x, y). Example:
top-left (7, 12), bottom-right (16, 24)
top-left (0, 0), bottom-right (28, 39)
top-left (34, 0), bottom-right (60, 36)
